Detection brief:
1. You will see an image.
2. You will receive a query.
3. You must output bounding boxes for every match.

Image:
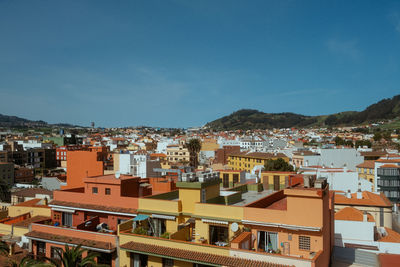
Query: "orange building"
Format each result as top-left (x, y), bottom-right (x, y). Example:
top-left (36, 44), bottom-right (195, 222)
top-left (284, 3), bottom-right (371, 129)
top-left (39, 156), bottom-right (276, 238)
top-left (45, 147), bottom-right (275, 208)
top-left (242, 181), bottom-right (334, 266)
top-left (64, 146), bottom-right (108, 189)
top-left (26, 173), bottom-right (153, 266)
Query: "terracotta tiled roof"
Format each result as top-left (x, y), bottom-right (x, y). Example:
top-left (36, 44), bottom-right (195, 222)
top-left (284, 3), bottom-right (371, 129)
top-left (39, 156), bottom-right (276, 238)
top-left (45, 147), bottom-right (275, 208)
top-left (25, 231), bottom-right (115, 251)
top-left (231, 231), bottom-right (251, 244)
top-left (293, 151), bottom-right (317, 156)
top-left (12, 188), bottom-right (53, 198)
top-left (334, 191), bottom-right (392, 208)
top-left (13, 216), bottom-right (51, 228)
top-left (379, 227), bottom-right (400, 243)
top-left (150, 153), bottom-right (167, 158)
top-left (49, 200), bottom-right (137, 215)
top-left (120, 241), bottom-right (292, 267)
top-left (15, 198), bottom-right (49, 208)
top-left (356, 160), bottom-right (375, 169)
top-left (360, 151), bottom-right (387, 157)
top-left (379, 164), bottom-right (400, 169)
top-left (228, 152), bottom-right (287, 159)
top-left (376, 158), bottom-right (400, 163)
top-left (335, 207), bottom-right (374, 222)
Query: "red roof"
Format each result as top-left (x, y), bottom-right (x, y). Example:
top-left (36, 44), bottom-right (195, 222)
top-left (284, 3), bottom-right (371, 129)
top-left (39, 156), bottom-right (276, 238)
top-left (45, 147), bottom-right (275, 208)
top-left (379, 227), bottom-right (400, 243)
top-left (380, 164), bottom-right (400, 169)
top-left (335, 207), bottom-right (374, 222)
top-left (356, 160), bottom-right (375, 169)
top-left (334, 191), bottom-right (392, 208)
top-left (120, 241), bottom-right (292, 267)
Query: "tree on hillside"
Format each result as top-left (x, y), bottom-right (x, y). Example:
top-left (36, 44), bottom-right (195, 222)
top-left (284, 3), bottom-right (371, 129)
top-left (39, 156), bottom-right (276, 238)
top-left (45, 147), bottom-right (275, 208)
top-left (186, 139), bottom-right (202, 168)
top-left (264, 158), bottom-right (294, 172)
top-left (334, 136), bottom-right (345, 146)
top-left (382, 132), bottom-right (392, 141)
top-left (355, 140), bottom-right (372, 148)
top-left (373, 132), bottom-right (382, 142)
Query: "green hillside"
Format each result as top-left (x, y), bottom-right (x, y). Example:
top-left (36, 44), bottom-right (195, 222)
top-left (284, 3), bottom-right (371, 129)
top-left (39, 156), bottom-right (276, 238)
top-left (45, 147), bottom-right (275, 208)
top-left (206, 95), bottom-right (400, 130)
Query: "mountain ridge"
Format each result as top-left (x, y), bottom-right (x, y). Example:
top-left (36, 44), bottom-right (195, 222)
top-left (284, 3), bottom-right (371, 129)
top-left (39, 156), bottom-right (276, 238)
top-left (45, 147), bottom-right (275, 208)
top-left (0, 114), bottom-right (79, 128)
top-left (206, 95), bottom-right (400, 130)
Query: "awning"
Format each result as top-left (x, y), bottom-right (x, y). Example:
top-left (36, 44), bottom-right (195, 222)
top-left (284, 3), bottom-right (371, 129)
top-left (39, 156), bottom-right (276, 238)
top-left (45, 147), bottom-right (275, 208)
top-left (202, 219), bottom-right (228, 225)
top-left (152, 214), bottom-right (175, 220)
top-left (133, 214), bottom-right (149, 221)
top-left (52, 207), bottom-right (75, 213)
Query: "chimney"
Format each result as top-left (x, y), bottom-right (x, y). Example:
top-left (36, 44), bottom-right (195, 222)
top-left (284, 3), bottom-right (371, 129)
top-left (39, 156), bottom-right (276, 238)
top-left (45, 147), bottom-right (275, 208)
top-left (346, 190), bottom-right (351, 198)
top-left (303, 175), bottom-right (311, 188)
top-left (363, 211), bottom-right (368, 222)
top-left (357, 189), bottom-right (362, 199)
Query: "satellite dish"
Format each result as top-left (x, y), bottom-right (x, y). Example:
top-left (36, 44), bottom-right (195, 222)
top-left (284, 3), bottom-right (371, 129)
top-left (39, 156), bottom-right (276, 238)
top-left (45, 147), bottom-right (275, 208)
top-left (231, 222), bottom-right (239, 232)
top-left (115, 172), bottom-right (120, 179)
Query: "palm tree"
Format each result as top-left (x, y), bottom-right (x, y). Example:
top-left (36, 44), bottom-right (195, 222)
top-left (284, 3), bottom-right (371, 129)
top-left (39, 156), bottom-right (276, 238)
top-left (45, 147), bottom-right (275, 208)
top-left (7, 255), bottom-right (51, 267)
top-left (51, 245), bottom-right (99, 267)
top-left (0, 241), bottom-right (9, 255)
top-left (186, 139), bottom-right (202, 168)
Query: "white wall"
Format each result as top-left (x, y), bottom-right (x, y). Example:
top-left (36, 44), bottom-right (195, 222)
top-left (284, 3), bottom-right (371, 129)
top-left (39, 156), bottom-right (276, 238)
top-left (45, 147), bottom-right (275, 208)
top-left (335, 220), bottom-right (400, 254)
top-left (335, 220), bottom-right (375, 245)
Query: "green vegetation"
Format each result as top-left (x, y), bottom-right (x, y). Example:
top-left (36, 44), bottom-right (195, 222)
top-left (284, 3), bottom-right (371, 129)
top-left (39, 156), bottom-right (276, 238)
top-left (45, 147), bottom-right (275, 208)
top-left (206, 95), bottom-right (400, 130)
top-left (160, 232), bottom-right (170, 239)
top-left (355, 140), bottom-right (372, 148)
top-left (334, 137), bottom-right (354, 147)
top-left (51, 244), bottom-right (99, 267)
top-left (264, 158), bottom-right (294, 172)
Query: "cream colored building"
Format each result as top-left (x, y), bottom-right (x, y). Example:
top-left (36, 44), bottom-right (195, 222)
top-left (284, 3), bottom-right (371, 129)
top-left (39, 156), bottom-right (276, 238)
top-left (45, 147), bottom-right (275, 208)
top-left (166, 142), bottom-right (189, 163)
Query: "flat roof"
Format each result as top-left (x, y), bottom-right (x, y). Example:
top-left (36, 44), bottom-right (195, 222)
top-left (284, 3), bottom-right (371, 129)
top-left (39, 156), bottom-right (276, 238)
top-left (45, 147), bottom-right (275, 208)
top-left (232, 190), bottom-right (273, 206)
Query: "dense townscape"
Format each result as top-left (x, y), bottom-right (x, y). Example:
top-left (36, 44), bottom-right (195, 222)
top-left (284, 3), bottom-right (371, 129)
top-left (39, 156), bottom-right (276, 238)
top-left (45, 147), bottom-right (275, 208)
top-left (2, 1), bottom-right (400, 266)
top-left (0, 113), bottom-right (399, 267)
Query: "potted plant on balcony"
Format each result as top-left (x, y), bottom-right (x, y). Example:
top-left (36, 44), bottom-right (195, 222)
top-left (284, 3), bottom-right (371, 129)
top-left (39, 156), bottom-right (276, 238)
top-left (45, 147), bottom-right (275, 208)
top-left (160, 232), bottom-right (170, 239)
top-left (133, 226), bottom-right (147, 235)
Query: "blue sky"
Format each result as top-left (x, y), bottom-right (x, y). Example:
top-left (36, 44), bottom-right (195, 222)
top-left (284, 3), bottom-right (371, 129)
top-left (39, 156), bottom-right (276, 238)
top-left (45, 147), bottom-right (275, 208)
top-left (1, 0), bottom-right (400, 128)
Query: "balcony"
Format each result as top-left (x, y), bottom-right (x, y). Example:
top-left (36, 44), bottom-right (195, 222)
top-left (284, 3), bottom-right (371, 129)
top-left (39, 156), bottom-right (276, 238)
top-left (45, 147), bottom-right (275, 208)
top-left (118, 223), bottom-right (325, 267)
top-left (27, 222), bottom-right (117, 253)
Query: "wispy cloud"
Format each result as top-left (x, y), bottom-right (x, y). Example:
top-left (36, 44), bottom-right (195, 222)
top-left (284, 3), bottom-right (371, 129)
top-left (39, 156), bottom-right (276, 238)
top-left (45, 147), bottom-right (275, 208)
top-left (326, 38), bottom-right (361, 60)
top-left (389, 12), bottom-right (400, 33)
top-left (275, 88), bottom-right (339, 98)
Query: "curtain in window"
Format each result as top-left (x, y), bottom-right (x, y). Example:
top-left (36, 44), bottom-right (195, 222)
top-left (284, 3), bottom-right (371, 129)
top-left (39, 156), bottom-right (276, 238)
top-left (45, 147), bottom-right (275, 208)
top-left (269, 232), bottom-right (278, 251)
top-left (210, 226), bottom-right (215, 244)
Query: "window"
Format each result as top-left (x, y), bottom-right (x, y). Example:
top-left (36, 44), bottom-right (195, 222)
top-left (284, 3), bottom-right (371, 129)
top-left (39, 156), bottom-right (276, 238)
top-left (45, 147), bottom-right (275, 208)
top-left (233, 174), bottom-right (239, 184)
top-left (209, 225), bottom-right (228, 245)
top-left (62, 212), bottom-right (73, 227)
top-left (51, 247), bottom-right (63, 261)
top-left (299, 235), bottom-right (311, 250)
top-left (92, 187), bottom-right (98, 194)
top-left (97, 252), bottom-right (112, 265)
top-left (131, 253), bottom-right (148, 267)
top-left (37, 241), bottom-right (46, 256)
top-left (257, 231), bottom-right (278, 252)
top-left (153, 218), bottom-right (167, 237)
top-left (105, 188), bottom-right (111, 195)
top-left (201, 189), bottom-right (206, 203)
top-left (162, 258), bottom-right (174, 267)
top-left (223, 174), bottom-right (229, 188)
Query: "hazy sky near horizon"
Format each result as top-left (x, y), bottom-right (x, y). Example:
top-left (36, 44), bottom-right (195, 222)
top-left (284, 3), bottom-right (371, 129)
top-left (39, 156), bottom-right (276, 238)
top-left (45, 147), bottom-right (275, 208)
top-left (1, 0), bottom-right (400, 128)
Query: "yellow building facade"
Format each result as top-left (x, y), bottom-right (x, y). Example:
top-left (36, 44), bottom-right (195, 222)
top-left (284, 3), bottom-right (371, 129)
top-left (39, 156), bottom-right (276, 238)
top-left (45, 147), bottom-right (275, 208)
top-left (356, 160), bottom-right (375, 190)
top-left (228, 152), bottom-right (289, 172)
top-left (260, 171), bottom-right (296, 191)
